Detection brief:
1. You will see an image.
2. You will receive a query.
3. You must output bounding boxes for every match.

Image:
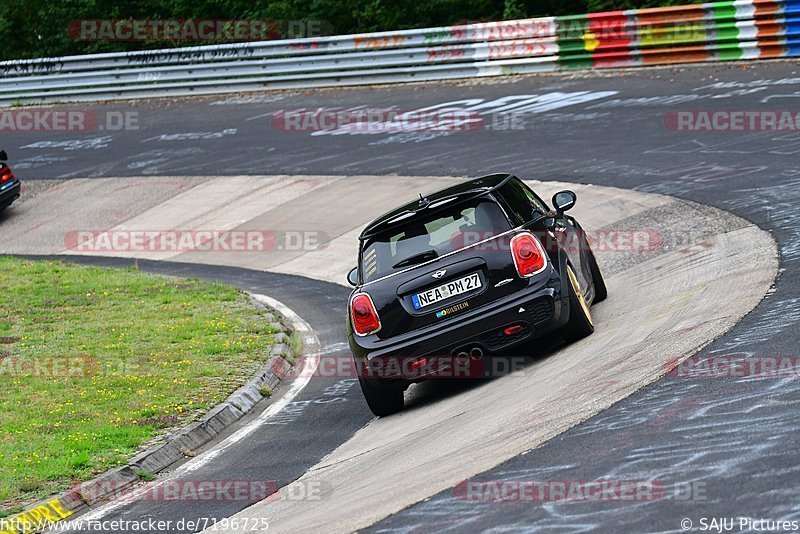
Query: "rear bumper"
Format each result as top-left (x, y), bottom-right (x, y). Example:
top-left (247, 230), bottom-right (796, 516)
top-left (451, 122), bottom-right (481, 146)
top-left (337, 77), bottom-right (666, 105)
top-left (349, 274), bottom-right (567, 387)
top-left (0, 180), bottom-right (20, 208)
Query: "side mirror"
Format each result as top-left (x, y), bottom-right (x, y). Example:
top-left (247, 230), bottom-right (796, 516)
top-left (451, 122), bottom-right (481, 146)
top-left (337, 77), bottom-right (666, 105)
top-left (0, 150), bottom-right (7, 161)
top-left (347, 267), bottom-right (359, 287)
top-left (552, 190), bottom-right (576, 214)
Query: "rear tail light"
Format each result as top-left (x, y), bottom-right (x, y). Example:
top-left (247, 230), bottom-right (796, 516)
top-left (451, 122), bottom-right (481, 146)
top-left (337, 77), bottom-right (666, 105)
top-left (510, 232), bottom-right (548, 277)
top-left (351, 293), bottom-right (381, 336)
top-left (0, 166), bottom-right (13, 183)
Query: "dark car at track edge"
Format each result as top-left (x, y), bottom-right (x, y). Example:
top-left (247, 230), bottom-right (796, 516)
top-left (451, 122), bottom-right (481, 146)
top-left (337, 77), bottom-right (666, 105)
top-left (0, 150), bottom-right (20, 212)
top-left (346, 173), bottom-right (607, 416)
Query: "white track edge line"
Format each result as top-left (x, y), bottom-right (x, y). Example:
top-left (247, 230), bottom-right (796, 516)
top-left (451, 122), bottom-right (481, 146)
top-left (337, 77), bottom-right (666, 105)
top-left (72, 293), bottom-right (321, 524)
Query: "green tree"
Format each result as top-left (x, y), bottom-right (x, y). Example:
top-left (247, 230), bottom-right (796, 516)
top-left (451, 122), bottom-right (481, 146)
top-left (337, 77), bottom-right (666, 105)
top-left (503, 0), bottom-right (526, 19)
top-left (0, 0), bottom-right (684, 61)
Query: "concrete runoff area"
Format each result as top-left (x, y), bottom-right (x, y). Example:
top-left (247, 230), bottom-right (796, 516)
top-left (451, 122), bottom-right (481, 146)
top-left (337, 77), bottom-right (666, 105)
top-left (205, 198), bottom-right (775, 534)
top-left (6, 175), bottom-right (694, 284)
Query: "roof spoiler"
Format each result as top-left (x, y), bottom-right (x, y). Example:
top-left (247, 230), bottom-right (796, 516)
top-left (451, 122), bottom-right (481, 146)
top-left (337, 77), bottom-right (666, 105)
top-left (359, 188), bottom-right (493, 240)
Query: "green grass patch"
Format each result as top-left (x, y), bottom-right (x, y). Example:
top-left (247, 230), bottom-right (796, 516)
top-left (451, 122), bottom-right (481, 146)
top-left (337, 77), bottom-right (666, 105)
top-left (288, 331), bottom-right (303, 357)
top-left (0, 258), bottom-right (278, 513)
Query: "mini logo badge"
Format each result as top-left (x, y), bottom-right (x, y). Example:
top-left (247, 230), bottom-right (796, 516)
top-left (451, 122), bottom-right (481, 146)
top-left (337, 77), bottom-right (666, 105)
top-left (432, 270), bottom-right (447, 279)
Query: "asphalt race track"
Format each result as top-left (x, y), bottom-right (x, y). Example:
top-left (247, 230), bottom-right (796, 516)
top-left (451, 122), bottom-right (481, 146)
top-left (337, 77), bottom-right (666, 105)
top-left (2, 59), bottom-right (800, 532)
top-left (10, 181), bottom-right (774, 534)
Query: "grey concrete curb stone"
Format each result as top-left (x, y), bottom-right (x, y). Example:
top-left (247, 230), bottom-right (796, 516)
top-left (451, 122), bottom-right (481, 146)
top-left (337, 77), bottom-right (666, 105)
top-left (19, 291), bottom-right (301, 532)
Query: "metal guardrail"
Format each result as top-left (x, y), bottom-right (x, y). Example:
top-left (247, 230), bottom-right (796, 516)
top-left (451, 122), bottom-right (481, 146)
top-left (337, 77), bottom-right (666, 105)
top-left (0, 0), bottom-right (798, 105)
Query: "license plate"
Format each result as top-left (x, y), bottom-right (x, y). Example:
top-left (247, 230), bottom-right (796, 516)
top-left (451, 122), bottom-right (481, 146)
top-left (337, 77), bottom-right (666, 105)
top-left (412, 272), bottom-right (481, 310)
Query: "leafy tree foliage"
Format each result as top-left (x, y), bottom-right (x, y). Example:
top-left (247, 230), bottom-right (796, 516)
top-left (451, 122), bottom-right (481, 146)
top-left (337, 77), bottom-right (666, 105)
top-left (0, 0), bottom-right (689, 61)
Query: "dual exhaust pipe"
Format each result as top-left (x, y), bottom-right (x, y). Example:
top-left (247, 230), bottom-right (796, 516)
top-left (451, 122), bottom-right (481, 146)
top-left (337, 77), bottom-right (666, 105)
top-left (455, 346), bottom-right (484, 362)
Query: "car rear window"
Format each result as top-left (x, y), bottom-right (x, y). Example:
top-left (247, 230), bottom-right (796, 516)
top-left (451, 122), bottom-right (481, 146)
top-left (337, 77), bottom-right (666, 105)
top-left (361, 196), bottom-right (511, 282)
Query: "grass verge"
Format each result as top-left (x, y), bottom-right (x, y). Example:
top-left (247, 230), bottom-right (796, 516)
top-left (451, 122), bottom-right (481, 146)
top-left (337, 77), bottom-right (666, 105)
top-left (0, 258), bottom-right (278, 515)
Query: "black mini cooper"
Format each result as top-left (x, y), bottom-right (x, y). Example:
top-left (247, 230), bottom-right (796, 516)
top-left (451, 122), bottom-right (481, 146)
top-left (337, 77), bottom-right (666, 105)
top-left (346, 174), bottom-right (607, 416)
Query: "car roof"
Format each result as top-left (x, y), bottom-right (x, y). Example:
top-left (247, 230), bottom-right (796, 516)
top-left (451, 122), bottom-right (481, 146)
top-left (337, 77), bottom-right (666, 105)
top-left (359, 173), bottom-right (515, 240)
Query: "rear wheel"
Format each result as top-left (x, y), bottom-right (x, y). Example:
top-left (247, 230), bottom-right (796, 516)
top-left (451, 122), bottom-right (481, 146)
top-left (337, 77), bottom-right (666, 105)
top-left (586, 247), bottom-right (607, 303)
top-left (358, 375), bottom-right (404, 416)
top-left (562, 265), bottom-right (595, 343)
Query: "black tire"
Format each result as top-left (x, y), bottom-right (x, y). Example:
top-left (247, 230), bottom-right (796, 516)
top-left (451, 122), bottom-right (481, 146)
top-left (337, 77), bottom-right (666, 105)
top-left (562, 265), bottom-right (595, 343)
top-left (586, 247), bottom-right (608, 303)
top-left (358, 375), bottom-right (404, 416)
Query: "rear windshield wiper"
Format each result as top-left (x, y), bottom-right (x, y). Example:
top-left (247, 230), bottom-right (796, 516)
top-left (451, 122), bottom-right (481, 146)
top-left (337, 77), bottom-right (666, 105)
top-left (392, 249), bottom-right (438, 269)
